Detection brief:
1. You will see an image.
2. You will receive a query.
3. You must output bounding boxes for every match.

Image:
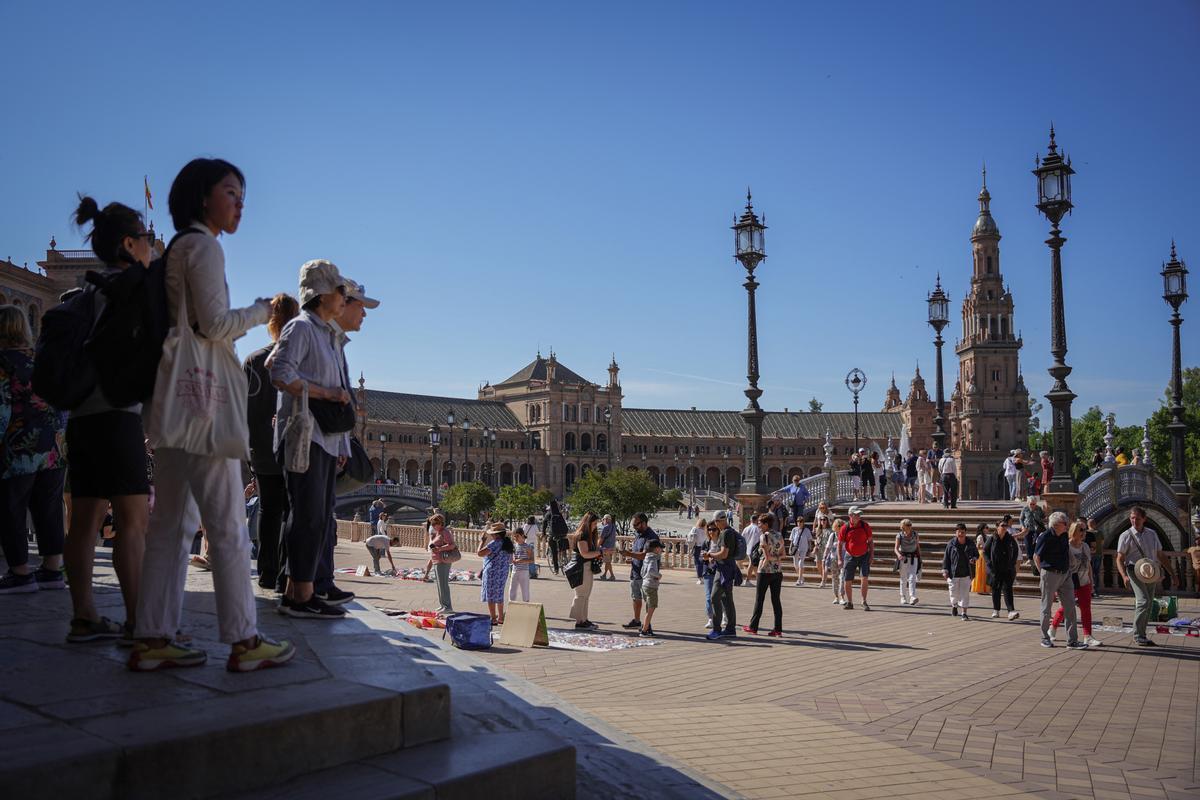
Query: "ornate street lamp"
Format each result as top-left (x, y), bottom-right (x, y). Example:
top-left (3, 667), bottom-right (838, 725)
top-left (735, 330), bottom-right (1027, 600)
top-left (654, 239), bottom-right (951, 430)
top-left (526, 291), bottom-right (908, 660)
top-left (461, 417), bottom-right (471, 483)
top-left (446, 408), bottom-right (456, 486)
top-left (927, 275), bottom-right (950, 452)
top-left (1033, 125), bottom-right (1078, 493)
top-left (845, 368), bottom-right (867, 454)
top-left (428, 423), bottom-right (441, 506)
top-left (1162, 242), bottom-right (1189, 494)
top-left (604, 405), bottom-right (613, 472)
top-left (489, 429), bottom-right (497, 489)
top-left (733, 189), bottom-right (767, 495)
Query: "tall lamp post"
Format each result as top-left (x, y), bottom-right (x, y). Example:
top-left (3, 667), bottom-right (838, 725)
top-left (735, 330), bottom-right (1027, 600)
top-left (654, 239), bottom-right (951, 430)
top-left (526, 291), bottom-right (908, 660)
top-left (927, 276), bottom-right (950, 452)
top-left (1161, 242), bottom-right (1189, 496)
top-left (845, 369), bottom-right (867, 454)
top-left (733, 190), bottom-right (767, 496)
top-left (1034, 126), bottom-right (1078, 493)
top-left (482, 427), bottom-right (491, 488)
top-left (446, 408), bottom-right (455, 486)
top-left (604, 405), bottom-right (613, 472)
top-left (428, 423), bottom-right (441, 506)
top-left (461, 417), bottom-right (471, 483)
top-left (488, 429), bottom-right (497, 489)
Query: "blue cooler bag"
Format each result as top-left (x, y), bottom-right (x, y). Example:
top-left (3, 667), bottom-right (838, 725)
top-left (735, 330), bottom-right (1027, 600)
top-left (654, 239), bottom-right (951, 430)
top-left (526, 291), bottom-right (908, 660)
top-left (443, 613), bottom-right (493, 650)
top-left (529, 562), bottom-right (539, 579)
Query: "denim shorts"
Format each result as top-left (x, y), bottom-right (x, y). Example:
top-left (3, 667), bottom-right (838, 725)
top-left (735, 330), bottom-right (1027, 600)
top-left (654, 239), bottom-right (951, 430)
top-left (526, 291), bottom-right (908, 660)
top-left (630, 578), bottom-right (643, 599)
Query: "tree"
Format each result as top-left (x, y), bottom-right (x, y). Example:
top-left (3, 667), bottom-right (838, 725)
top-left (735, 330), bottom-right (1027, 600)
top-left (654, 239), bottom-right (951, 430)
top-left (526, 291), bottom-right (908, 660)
top-left (1146, 366), bottom-right (1200, 504)
top-left (493, 483), bottom-right (544, 525)
top-left (440, 481), bottom-right (494, 525)
top-left (662, 488), bottom-right (683, 507)
top-left (1069, 407), bottom-right (1142, 481)
top-left (808, 397), bottom-right (823, 413)
top-left (532, 488), bottom-right (555, 511)
top-left (566, 469), bottom-right (666, 533)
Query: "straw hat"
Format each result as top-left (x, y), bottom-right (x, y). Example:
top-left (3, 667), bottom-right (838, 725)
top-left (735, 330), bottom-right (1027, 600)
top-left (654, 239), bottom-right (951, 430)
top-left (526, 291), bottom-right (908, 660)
top-left (1134, 558), bottom-right (1163, 583)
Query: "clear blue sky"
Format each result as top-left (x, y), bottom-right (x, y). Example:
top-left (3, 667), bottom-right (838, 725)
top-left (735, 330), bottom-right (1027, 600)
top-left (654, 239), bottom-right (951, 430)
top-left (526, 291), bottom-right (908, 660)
top-left (3, 1), bottom-right (1197, 428)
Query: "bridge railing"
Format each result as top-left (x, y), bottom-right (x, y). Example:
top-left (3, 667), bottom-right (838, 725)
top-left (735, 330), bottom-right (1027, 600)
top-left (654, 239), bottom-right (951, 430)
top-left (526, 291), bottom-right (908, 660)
top-left (1079, 464), bottom-right (1180, 521)
top-left (340, 483), bottom-right (432, 501)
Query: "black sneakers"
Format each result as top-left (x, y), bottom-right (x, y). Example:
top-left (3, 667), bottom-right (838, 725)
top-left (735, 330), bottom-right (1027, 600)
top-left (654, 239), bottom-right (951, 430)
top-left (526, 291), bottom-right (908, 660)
top-left (314, 587), bottom-right (355, 606)
top-left (278, 596), bottom-right (346, 619)
top-left (622, 619), bottom-right (641, 629)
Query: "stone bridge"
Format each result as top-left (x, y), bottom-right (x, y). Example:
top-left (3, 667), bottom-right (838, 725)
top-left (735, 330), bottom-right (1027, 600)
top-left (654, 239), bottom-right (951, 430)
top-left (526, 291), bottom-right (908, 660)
top-left (1078, 464), bottom-right (1193, 551)
top-left (334, 483), bottom-right (434, 517)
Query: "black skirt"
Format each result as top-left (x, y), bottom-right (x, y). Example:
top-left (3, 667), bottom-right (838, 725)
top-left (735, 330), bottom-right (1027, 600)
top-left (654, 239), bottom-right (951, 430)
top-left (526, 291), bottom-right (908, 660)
top-left (66, 410), bottom-right (150, 498)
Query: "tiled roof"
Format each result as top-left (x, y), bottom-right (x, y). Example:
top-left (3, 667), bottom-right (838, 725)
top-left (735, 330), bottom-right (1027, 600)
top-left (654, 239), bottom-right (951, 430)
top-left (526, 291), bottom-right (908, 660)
top-left (621, 408), bottom-right (903, 440)
top-left (497, 356), bottom-right (592, 387)
top-left (364, 390), bottom-right (521, 430)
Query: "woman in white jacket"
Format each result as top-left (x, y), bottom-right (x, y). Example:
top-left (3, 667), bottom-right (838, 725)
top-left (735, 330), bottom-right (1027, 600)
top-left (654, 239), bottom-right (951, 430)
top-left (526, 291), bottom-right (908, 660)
top-left (131, 159), bottom-right (294, 673)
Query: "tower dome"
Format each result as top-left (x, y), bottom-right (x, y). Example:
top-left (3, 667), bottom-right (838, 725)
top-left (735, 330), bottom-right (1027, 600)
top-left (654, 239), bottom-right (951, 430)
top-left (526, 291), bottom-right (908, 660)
top-left (972, 167), bottom-right (1000, 239)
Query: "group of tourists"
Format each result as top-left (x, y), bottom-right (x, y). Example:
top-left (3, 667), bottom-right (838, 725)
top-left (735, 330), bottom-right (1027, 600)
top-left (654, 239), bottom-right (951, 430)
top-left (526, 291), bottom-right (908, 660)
top-left (846, 446), bottom-right (961, 508)
top-left (0, 157), bottom-right (388, 673)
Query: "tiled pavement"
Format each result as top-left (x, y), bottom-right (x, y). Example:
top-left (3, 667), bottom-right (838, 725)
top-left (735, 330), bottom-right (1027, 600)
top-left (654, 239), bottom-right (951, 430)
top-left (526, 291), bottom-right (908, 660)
top-left (343, 542), bottom-right (1200, 800)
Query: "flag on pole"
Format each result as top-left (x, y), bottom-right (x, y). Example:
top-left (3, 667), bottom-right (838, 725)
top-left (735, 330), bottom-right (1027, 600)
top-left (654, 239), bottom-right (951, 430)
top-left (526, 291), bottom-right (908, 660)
top-left (144, 175), bottom-right (153, 210)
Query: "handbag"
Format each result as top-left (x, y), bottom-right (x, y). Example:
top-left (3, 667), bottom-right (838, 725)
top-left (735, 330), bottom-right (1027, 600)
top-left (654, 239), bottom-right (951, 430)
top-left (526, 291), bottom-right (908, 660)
top-left (308, 397), bottom-right (355, 434)
top-left (563, 554), bottom-right (585, 588)
top-left (145, 266), bottom-right (250, 460)
top-left (335, 436), bottom-right (374, 493)
top-left (281, 384), bottom-right (314, 473)
top-left (441, 546), bottom-right (463, 564)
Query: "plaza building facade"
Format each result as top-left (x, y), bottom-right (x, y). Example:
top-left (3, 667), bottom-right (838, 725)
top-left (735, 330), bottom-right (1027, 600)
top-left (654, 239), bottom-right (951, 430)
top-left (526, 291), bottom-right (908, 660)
top-left (356, 351), bottom-right (935, 499)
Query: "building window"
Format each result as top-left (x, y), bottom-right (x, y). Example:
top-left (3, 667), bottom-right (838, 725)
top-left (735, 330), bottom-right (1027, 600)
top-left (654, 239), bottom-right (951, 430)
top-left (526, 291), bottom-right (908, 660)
top-left (992, 369), bottom-right (1000, 382)
top-left (986, 256), bottom-right (993, 274)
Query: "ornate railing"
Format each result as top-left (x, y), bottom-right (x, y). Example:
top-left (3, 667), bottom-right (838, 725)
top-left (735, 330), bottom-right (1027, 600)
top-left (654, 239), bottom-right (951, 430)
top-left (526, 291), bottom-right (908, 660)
top-left (340, 483), bottom-right (432, 501)
top-left (1079, 465), bottom-right (1179, 520)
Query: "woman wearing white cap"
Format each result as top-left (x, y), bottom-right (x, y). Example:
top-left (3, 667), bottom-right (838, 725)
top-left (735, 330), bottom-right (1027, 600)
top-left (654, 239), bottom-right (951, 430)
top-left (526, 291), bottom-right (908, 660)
top-left (133, 159), bottom-right (294, 673)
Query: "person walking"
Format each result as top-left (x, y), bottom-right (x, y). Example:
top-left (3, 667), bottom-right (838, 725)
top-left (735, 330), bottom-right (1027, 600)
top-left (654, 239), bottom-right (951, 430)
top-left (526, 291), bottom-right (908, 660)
top-left (618, 512), bottom-right (660, 630)
top-left (1003, 451), bottom-right (1019, 501)
top-left (1018, 495), bottom-right (1047, 572)
top-left (598, 513), bottom-right (618, 581)
top-left (426, 513), bottom-right (456, 613)
top-left (894, 518), bottom-right (921, 605)
top-left (546, 499), bottom-right (569, 575)
top-left (916, 450), bottom-right (932, 504)
top-left (985, 515), bottom-right (1020, 619)
top-left (244, 293), bottom-right (299, 592)
top-left (567, 512), bottom-right (600, 629)
top-left (133, 159), bottom-right (293, 672)
top-left (1036, 511), bottom-right (1085, 649)
top-left (942, 523), bottom-right (977, 619)
top-left (365, 512), bottom-right (396, 576)
top-left (848, 452), bottom-right (863, 501)
top-left (783, 474), bottom-right (810, 528)
top-left (1050, 521), bottom-right (1102, 647)
top-left (0, 306), bottom-right (67, 596)
top-left (822, 517), bottom-right (845, 604)
top-left (701, 521), bottom-right (719, 628)
top-left (703, 510), bottom-right (739, 639)
top-left (861, 452), bottom-right (877, 501)
top-left (745, 513), bottom-right (785, 636)
top-left (477, 522), bottom-right (514, 625)
top-left (689, 517), bottom-right (708, 585)
top-left (789, 516), bottom-right (812, 587)
top-left (1115, 506), bottom-right (1177, 647)
top-left (838, 507), bottom-right (874, 611)
top-left (972, 524), bottom-right (991, 595)
top-left (938, 450), bottom-right (959, 509)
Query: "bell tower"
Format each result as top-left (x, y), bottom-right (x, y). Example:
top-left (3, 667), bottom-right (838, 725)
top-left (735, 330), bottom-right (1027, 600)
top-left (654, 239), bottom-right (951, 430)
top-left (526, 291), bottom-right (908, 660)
top-left (953, 169), bottom-right (1030, 498)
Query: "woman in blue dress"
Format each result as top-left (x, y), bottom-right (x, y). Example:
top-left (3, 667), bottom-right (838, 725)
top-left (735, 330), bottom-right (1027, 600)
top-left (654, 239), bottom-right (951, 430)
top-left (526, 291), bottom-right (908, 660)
top-left (476, 522), bottom-right (514, 624)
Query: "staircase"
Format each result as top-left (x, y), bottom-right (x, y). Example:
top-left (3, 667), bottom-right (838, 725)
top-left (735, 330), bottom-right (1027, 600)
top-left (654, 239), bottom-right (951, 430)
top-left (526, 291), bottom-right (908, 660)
top-left (779, 500), bottom-right (1043, 595)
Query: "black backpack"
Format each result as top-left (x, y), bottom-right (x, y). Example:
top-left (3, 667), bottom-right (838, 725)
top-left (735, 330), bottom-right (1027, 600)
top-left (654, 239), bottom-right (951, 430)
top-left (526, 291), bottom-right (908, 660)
top-left (85, 230), bottom-right (201, 407)
top-left (32, 280), bottom-right (101, 409)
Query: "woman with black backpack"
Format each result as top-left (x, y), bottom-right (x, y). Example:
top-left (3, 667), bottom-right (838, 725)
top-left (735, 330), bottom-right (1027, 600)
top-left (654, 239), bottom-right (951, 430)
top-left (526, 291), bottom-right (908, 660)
top-left (60, 198), bottom-right (155, 643)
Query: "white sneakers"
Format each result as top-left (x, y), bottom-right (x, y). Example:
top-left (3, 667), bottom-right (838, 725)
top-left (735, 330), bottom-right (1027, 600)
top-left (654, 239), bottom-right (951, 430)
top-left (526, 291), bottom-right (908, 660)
top-left (1085, 636), bottom-right (1103, 647)
top-left (695, 579), bottom-right (703, 585)
top-left (900, 597), bottom-right (919, 606)
top-left (794, 580), bottom-right (804, 587)
top-left (1007, 611), bottom-right (1020, 620)
top-left (704, 618), bottom-right (713, 629)
top-left (991, 611), bottom-right (1000, 618)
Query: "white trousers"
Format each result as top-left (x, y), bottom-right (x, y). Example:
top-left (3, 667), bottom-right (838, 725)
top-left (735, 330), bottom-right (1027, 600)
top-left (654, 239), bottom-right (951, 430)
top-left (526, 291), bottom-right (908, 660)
top-left (899, 559), bottom-right (920, 601)
top-left (135, 448), bottom-right (257, 644)
top-left (508, 570), bottom-right (530, 602)
top-left (947, 576), bottom-right (971, 610)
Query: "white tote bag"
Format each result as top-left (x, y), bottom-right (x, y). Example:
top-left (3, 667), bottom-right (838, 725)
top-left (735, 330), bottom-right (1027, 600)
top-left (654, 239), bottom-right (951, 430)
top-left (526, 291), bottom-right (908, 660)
top-left (146, 264), bottom-right (250, 461)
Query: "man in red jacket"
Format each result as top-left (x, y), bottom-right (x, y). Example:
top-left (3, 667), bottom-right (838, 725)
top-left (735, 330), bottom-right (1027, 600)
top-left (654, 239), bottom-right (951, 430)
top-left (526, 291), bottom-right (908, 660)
top-left (837, 506), bottom-right (874, 611)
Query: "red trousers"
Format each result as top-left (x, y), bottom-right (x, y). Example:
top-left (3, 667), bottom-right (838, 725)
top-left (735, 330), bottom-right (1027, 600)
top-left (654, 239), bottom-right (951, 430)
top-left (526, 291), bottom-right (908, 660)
top-left (1052, 584), bottom-right (1092, 635)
